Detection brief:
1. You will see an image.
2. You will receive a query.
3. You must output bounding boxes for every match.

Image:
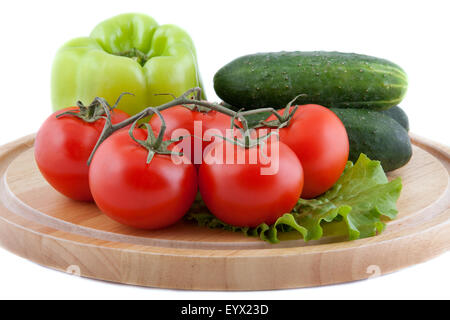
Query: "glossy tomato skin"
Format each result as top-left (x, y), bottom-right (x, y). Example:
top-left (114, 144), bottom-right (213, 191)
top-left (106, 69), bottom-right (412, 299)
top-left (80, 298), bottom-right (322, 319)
top-left (34, 107), bottom-right (129, 201)
top-left (89, 129), bottom-right (198, 230)
top-left (265, 105), bottom-right (349, 199)
top-left (199, 140), bottom-right (303, 227)
top-left (149, 105), bottom-right (233, 164)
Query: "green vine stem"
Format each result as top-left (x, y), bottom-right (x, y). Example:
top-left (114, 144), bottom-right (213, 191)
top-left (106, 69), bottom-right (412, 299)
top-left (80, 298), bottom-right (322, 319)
top-left (85, 87), bottom-right (295, 164)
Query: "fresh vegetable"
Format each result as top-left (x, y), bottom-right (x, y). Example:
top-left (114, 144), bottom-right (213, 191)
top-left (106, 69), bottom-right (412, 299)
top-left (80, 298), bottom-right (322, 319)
top-left (330, 108), bottom-right (412, 171)
top-left (188, 154), bottom-right (402, 243)
top-left (263, 104), bottom-right (349, 198)
top-left (199, 138), bottom-right (304, 227)
top-left (149, 105), bottom-right (234, 164)
top-left (89, 126), bottom-right (197, 229)
top-left (51, 13), bottom-right (204, 116)
top-left (380, 106), bottom-right (409, 131)
top-left (34, 101), bottom-right (129, 201)
top-left (35, 85), bottom-right (405, 244)
top-left (214, 51), bottom-right (408, 110)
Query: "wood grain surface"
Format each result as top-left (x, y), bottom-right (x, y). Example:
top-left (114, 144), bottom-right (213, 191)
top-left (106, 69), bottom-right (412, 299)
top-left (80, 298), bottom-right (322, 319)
top-left (0, 134), bottom-right (449, 290)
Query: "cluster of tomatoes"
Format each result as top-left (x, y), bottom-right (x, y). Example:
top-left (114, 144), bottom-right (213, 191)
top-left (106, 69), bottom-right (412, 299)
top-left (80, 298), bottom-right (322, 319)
top-left (35, 102), bottom-right (349, 230)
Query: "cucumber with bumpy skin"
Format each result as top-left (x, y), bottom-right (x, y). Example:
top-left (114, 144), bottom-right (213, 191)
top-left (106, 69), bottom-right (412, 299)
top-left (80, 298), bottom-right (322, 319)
top-left (330, 108), bottom-right (412, 172)
top-left (380, 106), bottom-right (409, 131)
top-left (214, 51), bottom-right (408, 111)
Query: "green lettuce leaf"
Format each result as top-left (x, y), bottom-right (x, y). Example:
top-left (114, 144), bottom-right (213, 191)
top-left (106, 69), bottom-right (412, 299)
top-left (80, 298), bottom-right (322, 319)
top-left (185, 154), bottom-right (402, 244)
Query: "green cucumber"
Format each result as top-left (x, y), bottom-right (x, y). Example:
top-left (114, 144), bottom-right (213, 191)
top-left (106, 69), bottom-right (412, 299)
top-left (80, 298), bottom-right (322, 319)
top-left (214, 51), bottom-right (408, 111)
top-left (330, 108), bottom-right (412, 172)
top-left (380, 106), bottom-right (409, 131)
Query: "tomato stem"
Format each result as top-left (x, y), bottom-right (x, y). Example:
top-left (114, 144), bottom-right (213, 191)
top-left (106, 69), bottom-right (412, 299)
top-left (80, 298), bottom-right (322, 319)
top-left (86, 87), bottom-right (302, 165)
top-left (259, 94), bottom-right (306, 128)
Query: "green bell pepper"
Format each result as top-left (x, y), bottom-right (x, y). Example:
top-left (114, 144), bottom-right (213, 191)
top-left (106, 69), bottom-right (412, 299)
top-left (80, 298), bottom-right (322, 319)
top-left (51, 13), bottom-right (205, 115)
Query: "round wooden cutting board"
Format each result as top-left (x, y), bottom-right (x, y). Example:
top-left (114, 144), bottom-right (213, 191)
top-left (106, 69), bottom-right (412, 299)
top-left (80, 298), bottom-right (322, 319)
top-left (0, 134), bottom-right (449, 290)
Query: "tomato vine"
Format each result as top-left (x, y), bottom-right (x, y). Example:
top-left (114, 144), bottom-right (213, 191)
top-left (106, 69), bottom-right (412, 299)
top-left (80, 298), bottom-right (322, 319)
top-left (84, 87), bottom-right (294, 164)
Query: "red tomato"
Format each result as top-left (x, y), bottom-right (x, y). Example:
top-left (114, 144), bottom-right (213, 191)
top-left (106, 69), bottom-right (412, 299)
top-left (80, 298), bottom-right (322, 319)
top-left (265, 105), bottom-right (349, 199)
top-left (89, 128), bottom-right (197, 230)
top-left (34, 107), bottom-right (129, 201)
top-left (149, 106), bottom-right (234, 164)
top-left (199, 139), bottom-right (303, 227)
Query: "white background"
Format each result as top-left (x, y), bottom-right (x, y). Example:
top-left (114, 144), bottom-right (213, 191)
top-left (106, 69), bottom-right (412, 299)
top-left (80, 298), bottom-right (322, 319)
top-left (0, 0), bottom-right (449, 299)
